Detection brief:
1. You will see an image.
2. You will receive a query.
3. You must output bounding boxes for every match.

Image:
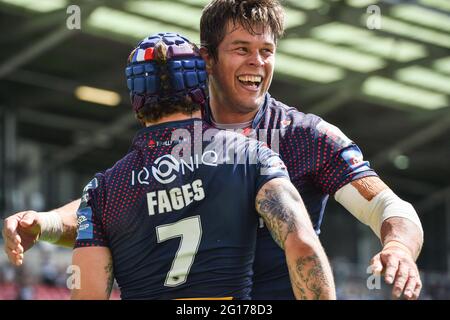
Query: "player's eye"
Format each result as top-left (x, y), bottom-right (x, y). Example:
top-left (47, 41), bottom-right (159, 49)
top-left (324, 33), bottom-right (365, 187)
top-left (235, 47), bottom-right (248, 54)
top-left (261, 48), bottom-right (274, 56)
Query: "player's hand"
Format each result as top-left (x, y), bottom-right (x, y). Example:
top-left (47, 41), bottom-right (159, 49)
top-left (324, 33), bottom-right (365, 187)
top-left (369, 243), bottom-right (422, 300)
top-left (2, 211), bottom-right (41, 266)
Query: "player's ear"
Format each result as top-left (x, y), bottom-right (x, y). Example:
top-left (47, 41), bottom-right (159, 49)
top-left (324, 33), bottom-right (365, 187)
top-left (199, 47), bottom-right (213, 73)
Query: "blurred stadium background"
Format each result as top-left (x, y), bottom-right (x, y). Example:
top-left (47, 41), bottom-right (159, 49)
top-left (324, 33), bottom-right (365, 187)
top-left (0, 0), bottom-right (449, 300)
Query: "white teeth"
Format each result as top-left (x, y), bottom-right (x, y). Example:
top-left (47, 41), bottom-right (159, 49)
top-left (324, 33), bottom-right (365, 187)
top-left (238, 75), bottom-right (262, 83)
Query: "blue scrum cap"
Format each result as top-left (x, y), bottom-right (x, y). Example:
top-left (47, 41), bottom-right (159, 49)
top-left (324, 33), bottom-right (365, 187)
top-left (125, 32), bottom-right (208, 113)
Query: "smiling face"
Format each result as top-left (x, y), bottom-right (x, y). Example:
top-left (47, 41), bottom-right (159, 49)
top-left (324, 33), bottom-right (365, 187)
top-left (204, 22), bottom-right (276, 123)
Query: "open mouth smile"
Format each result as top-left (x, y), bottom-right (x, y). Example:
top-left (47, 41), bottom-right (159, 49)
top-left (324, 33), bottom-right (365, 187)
top-left (237, 75), bottom-right (263, 90)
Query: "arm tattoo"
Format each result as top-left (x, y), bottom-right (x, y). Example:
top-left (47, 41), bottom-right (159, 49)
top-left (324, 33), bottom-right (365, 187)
top-left (288, 254), bottom-right (332, 300)
top-left (105, 257), bottom-right (114, 297)
top-left (256, 188), bottom-right (297, 249)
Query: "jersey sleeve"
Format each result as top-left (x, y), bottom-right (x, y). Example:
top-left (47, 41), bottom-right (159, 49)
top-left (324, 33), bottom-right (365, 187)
top-left (311, 119), bottom-right (378, 195)
top-left (255, 143), bottom-right (290, 194)
top-left (74, 173), bottom-right (108, 248)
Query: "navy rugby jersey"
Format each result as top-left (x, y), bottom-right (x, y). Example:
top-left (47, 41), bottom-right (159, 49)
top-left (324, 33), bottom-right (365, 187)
top-left (204, 94), bottom-right (378, 299)
top-left (74, 118), bottom-right (289, 300)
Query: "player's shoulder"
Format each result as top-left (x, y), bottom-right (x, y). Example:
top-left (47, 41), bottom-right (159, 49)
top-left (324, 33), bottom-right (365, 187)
top-left (267, 96), bottom-right (322, 131)
top-left (267, 96), bottom-right (353, 147)
top-left (107, 150), bottom-right (140, 181)
top-left (86, 149), bottom-right (138, 194)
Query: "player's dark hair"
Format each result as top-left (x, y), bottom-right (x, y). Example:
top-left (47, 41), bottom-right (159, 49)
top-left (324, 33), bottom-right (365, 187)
top-left (200, 0), bottom-right (285, 61)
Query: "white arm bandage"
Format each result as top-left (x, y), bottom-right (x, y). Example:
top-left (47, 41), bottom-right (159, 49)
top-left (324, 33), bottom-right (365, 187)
top-left (334, 184), bottom-right (423, 239)
top-left (39, 211), bottom-right (64, 243)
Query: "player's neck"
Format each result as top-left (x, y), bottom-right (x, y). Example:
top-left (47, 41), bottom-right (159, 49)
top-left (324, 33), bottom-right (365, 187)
top-left (144, 111), bottom-right (202, 127)
top-left (209, 102), bottom-right (258, 124)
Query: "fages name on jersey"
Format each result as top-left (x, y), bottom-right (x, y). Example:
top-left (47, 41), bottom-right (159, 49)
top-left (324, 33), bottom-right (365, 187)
top-left (147, 179), bottom-right (205, 215)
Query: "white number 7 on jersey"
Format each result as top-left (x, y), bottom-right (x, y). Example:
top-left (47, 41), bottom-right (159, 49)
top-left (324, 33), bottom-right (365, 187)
top-left (156, 216), bottom-right (202, 287)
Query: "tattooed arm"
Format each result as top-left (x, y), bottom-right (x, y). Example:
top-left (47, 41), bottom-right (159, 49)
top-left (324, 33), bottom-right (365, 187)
top-left (256, 178), bottom-right (336, 300)
top-left (71, 247), bottom-right (114, 300)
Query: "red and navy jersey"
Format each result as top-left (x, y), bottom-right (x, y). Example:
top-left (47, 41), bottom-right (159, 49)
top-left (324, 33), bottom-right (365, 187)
top-left (74, 118), bottom-right (289, 300)
top-left (204, 94), bottom-right (378, 299)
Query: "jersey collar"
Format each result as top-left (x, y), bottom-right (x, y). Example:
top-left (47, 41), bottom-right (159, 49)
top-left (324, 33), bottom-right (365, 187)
top-left (203, 93), bottom-right (271, 129)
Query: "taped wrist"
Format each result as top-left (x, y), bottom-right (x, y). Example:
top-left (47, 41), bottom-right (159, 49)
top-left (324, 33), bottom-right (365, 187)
top-left (39, 211), bottom-right (63, 243)
top-left (334, 184), bottom-right (423, 239)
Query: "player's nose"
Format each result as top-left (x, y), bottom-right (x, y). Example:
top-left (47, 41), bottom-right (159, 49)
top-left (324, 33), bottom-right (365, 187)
top-left (247, 51), bottom-right (264, 67)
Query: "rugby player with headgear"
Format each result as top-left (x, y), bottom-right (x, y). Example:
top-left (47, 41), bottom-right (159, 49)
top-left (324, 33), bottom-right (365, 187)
top-left (68, 32), bottom-right (334, 299)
